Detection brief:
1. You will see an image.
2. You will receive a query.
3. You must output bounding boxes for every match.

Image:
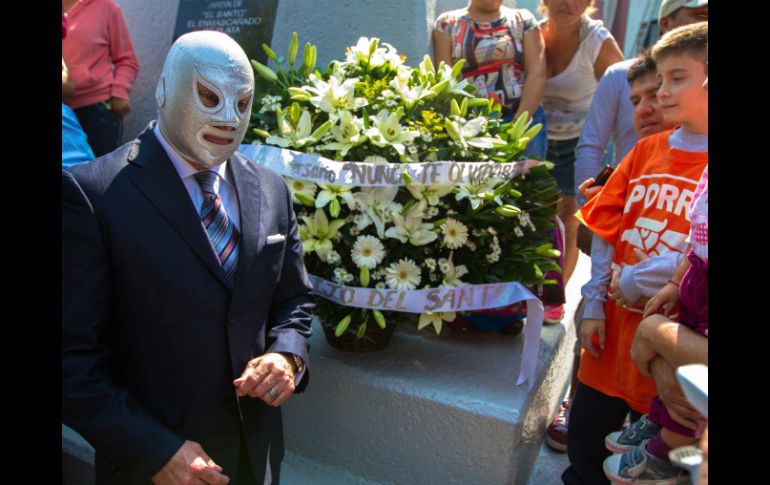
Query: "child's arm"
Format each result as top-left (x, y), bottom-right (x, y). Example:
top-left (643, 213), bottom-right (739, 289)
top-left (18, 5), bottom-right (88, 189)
top-left (609, 250), bottom-right (685, 308)
top-left (579, 232), bottom-right (614, 357)
top-left (642, 251), bottom-right (692, 318)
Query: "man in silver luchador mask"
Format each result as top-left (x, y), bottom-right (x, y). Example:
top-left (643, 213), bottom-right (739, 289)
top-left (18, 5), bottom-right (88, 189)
top-left (62, 30), bottom-right (314, 485)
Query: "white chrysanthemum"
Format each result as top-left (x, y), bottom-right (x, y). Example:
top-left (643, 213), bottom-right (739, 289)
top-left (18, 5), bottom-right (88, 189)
top-left (351, 235), bottom-right (385, 269)
top-left (327, 250), bottom-right (341, 265)
top-left (441, 218), bottom-right (469, 249)
top-left (333, 268), bottom-right (352, 284)
top-left (514, 226), bottom-right (524, 238)
top-left (486, 253), bottom-right (500, 263)
top-left (363, 155), bottom-right (389, 164)
top-left (375, 282), bottom-right (387, 289)
top-left (487, 226), bottom-right (497, 235)
top-left (438, 258), bottom-right (450, 273)
top-left (385, 258), bottom-right (421, 290)
top-left (424, 258), bottom-right (437, 271)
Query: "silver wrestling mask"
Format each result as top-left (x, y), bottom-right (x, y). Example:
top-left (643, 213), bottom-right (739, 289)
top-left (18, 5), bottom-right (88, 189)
top-left (156, 30), bottom-right (254, 167)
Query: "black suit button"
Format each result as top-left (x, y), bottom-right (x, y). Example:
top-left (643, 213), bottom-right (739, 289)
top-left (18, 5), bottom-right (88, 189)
top-left (225, 389), bottom-right (235, 400)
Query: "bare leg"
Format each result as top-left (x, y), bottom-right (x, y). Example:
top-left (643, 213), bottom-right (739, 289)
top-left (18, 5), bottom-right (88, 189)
top-left (557, 195), bottom-right (579, 286)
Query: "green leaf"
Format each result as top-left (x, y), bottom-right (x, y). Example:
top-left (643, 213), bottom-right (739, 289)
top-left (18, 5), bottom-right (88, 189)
top-left (335, 314), bottom-right (352, 337)
top-left (310, 120), bottom-right (334, 141)
top-left (372, 309), bottom-right (386, 329)
top-left (451, 59), bottom-right (465, 78)
top-left (294, 192), bottom-right (315, 206)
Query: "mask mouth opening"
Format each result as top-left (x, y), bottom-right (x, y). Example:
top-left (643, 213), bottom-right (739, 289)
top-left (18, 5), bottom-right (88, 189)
top-left (201, 124), bottom-right (239, 146)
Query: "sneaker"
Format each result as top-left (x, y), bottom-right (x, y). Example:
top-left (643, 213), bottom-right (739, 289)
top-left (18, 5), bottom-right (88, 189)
top-left (605, 414), bottom-right (661, 454)
top-left (543, 304), bottom-right (565, 324)
top-left (603, 440), bottom-right (689, 484)
top-left (545, 399), bottom-right (570, 452)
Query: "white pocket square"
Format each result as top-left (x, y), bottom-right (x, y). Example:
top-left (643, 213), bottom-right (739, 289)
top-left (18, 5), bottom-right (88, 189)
top-left (266, 234), bottom-right (286, 244)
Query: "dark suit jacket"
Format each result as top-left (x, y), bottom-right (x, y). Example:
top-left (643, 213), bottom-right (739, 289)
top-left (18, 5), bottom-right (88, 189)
top-left (62, 122), bottom-right (315, 484)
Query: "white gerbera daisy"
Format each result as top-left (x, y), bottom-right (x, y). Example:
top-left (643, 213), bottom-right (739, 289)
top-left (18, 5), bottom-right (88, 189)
top-left (351, 235), bottom-right (385, 269)
top-left (441, 218), bottom-right (469, 249)
top-left (285, 177), bottom-right (317, 205)
top-left (385, 258), bottom-right (421, 290)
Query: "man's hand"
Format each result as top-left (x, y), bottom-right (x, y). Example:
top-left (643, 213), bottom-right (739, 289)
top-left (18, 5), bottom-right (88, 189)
top-left (580, 318), bottom-right (605, 358)
top-left (152, 440), bottom-right (229, 485)
top-left (649, 357), bottom-right (703, 429)
top-left (110, 97), bottom-right (132, 118)
top-left (643, 281), bottom-right (680, 318)
top-left (578, 178), bottom-right (602, 202)
top-left (233, 353), bottom-right (296, 407)
top-left (608, 266), bottom-right (650, 309)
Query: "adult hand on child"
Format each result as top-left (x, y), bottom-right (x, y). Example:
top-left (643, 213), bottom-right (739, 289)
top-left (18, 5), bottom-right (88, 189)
top-left (579, 318), bottom-right (605, 358)
top-left (649, 357), bottom-right (703, 428)
top-left (643, 281), bottom-right (680, 318)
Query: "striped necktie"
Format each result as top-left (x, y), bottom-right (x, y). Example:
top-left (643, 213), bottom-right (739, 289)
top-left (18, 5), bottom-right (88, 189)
top-left (194, 170), bottom-right (239, 284)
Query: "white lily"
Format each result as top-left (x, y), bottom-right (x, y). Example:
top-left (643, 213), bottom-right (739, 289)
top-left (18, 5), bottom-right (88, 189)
top-left (352, 186), bottom-right (399, 238)
top-left (441, 259), bottom-right (469, 288)
top-left (345, 37), bottom-right (403, 68)
top-left (444, 115), bottom-right (507, 151)
top-left (385, 210), bottom-right (438, 246)
top-left (318, 110), bottom-right (366, 157)
top-left (266, 110), bottom-right (317, 149)
top-left (390, 65), bottom-right (434, 108)
top-left (455, 177), bottom-right (504, 210)
top-left (305, 72), bottom-right (368, 114)
top-left (405, 183), bottom-right (454, 215)
top-left (299, 209), bottom-right (346, 262)
top-left (315, 183), bottom-right (355, 209)
top-left (285, 177), bottom-right (318, 206)
top-left (435, 63), bottom-right (473, 97)
top-left (365, 109), bottom-right (419, 155)
top-left (418, 311), bottom-right (456, 334)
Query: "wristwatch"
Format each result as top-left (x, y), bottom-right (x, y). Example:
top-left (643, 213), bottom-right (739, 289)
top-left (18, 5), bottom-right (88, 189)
top-left (286, 353), bottom-right (305, 374)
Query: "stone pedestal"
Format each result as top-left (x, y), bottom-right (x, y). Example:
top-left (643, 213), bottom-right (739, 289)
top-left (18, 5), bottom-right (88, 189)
top-left (282, 317), bottom-right (574, 485)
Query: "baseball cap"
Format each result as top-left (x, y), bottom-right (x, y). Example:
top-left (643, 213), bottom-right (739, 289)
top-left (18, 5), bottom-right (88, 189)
top-left (659, 0), bottom-right (708, 19)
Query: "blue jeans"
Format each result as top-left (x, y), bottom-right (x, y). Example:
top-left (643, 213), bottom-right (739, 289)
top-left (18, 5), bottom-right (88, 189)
top-left (502, 105), bottom-right (548, 160)
top-left (74, 101), bottom-right (123, 158)
top-left (547, 137), bottom-right (579, 196)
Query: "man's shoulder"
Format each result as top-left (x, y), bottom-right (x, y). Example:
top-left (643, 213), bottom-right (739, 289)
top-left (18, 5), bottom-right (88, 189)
top-left (232, 151), bottom-right (289, 191)
top-left (66, 141), bottom-right (137, 196)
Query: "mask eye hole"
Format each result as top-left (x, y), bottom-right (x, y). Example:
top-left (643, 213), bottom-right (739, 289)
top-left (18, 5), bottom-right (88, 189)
top-left (237, 95), bottom-right (251, 114)
top-left (197, 82), bottom-right (220, 108)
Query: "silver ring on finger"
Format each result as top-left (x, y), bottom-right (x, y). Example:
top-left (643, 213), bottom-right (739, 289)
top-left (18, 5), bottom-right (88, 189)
top-left (268, 387), bottom-right (278, 399)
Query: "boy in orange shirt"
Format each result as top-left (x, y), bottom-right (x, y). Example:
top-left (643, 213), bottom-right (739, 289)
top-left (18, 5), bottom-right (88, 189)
top-left (561, 22), bottom-right (708, 485)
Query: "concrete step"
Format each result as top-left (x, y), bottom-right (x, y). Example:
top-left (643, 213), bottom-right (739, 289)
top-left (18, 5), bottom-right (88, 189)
top-left (280, 314), bottom-right (575, 485)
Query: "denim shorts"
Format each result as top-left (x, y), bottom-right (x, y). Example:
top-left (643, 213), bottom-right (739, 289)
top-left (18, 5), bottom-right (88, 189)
top-left (547, 137), bottom-right (579, 196)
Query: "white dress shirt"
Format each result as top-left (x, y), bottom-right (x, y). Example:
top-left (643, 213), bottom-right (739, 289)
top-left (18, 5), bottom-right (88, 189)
top-left (154, 125), bottom-right (241, 231)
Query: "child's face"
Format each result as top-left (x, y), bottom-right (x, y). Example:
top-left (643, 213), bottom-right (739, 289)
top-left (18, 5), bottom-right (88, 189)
top-left (630, 72), bottom-right (673, 138)
top-left (656, 54), bottom-right (708, 132)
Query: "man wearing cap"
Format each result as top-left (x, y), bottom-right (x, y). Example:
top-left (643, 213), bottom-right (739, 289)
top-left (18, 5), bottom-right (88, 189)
top-left (62, 30), bottom-right (314, 485)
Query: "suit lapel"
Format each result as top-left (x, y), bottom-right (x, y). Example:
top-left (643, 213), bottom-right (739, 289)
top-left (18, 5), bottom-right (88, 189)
top-left (229, 153), bottom-right (262, 297)
top-left (127, 125), bottom-right (233, 288)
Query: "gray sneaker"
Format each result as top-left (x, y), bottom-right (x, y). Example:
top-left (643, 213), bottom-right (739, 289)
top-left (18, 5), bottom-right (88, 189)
top-left (603, 440), bottom-right (690, 485)
top-left (605, 414), bottom-right (661, 453)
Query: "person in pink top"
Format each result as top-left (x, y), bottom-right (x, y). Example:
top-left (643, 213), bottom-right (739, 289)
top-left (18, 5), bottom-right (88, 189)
top-left (62, 0), bottom-right (139, 157)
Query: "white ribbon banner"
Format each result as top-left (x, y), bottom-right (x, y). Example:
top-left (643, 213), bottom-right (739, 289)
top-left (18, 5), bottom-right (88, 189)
top-left (308, 274), bottom-right (544, 389)
top-left (238, 144), bottom-right (541, 187)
